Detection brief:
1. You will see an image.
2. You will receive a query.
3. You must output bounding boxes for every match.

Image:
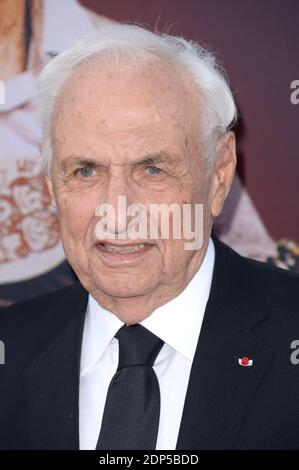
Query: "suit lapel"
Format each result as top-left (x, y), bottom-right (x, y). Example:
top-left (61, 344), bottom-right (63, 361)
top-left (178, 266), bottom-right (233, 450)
top-left (176, 237), bottom-right (275, 450)
top-left (23, 284), bottom-right (88, 450)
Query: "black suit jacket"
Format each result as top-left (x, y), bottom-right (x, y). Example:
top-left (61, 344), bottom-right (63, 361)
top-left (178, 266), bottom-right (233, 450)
top-left (1, 236), bottom-right (299, 450)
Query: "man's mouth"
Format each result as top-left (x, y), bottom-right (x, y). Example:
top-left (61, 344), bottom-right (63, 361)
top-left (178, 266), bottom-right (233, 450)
top-left (98, 242), bottom-right (147, 254)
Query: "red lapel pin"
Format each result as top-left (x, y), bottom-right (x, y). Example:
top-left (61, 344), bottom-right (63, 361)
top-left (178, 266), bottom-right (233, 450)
top-left (238, 356), bottom-right (253, 367)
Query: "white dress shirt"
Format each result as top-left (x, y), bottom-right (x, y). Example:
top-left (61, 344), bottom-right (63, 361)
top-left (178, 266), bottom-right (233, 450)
top-left (79, 238), bottom-right (215, 450)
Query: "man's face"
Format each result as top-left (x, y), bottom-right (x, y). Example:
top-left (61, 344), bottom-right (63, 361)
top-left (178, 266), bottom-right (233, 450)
top-left (48, 58), bottom-right (234, 319)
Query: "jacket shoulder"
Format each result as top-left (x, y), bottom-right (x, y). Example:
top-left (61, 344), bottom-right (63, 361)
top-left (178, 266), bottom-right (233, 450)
top-left (0, 282), bottom-right (88, 341)
top-left (217, 237), bottom-right (299, 318)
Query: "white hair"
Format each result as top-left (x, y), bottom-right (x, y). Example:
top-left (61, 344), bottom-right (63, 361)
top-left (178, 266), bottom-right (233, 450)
top-left (36, 23), bottom-right (237, 174)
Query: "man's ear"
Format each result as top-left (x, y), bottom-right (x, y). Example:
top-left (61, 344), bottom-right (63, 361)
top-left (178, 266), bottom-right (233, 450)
top-left (45, 175), bottom-right (57, 208)
top-left (210, 131), bottom-right (237, 217)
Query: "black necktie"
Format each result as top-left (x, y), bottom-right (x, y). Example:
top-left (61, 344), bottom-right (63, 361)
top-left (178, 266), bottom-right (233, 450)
top-left (96, 323), bottom-right (165, 450)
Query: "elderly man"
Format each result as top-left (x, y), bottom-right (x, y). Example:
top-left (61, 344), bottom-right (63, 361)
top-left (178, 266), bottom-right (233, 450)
top-left (0, 24), bottom-right (299, 451)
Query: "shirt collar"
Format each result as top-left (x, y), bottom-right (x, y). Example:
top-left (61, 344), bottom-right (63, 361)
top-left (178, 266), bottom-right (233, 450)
top-left (80, 294), bottom-right (124, 376)
top-left (140, 238), bottom-right (215, 360)
top-left (80, 238), bottom-right (215, 374)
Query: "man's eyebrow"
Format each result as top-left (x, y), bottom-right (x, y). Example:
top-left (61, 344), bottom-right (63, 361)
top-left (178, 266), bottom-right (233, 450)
top-left (60, 156), bottom-right (102, 171)
top-left (61, 152), bottom-right (172, 170)
top-left (132, 152), bottom-right (171, 166)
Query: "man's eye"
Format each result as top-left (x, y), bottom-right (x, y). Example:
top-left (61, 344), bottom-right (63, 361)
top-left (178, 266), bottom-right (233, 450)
top-left (145, 166), bottom-right (162, 176)
top-left (77, 167), bottom-right (96, 178)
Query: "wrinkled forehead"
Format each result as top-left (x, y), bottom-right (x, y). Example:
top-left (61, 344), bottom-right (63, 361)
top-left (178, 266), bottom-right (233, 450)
top-left (54, 54), bottom-right (199, 131)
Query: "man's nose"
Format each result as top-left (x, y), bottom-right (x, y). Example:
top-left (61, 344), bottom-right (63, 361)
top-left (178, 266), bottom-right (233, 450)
top-left (104, 175), bottom-right (133, 236)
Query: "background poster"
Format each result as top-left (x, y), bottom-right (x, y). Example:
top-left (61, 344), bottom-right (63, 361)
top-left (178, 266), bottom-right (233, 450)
top-left (0, 0), bottom-right (298, 307)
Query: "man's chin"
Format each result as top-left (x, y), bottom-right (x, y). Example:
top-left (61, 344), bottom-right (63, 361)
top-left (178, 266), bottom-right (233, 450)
top-left (89, 272), bottom-right (158, 301)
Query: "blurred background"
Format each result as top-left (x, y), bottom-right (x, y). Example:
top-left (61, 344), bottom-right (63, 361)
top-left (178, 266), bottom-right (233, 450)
top-left (0, 0), bottom-right (298, 307)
